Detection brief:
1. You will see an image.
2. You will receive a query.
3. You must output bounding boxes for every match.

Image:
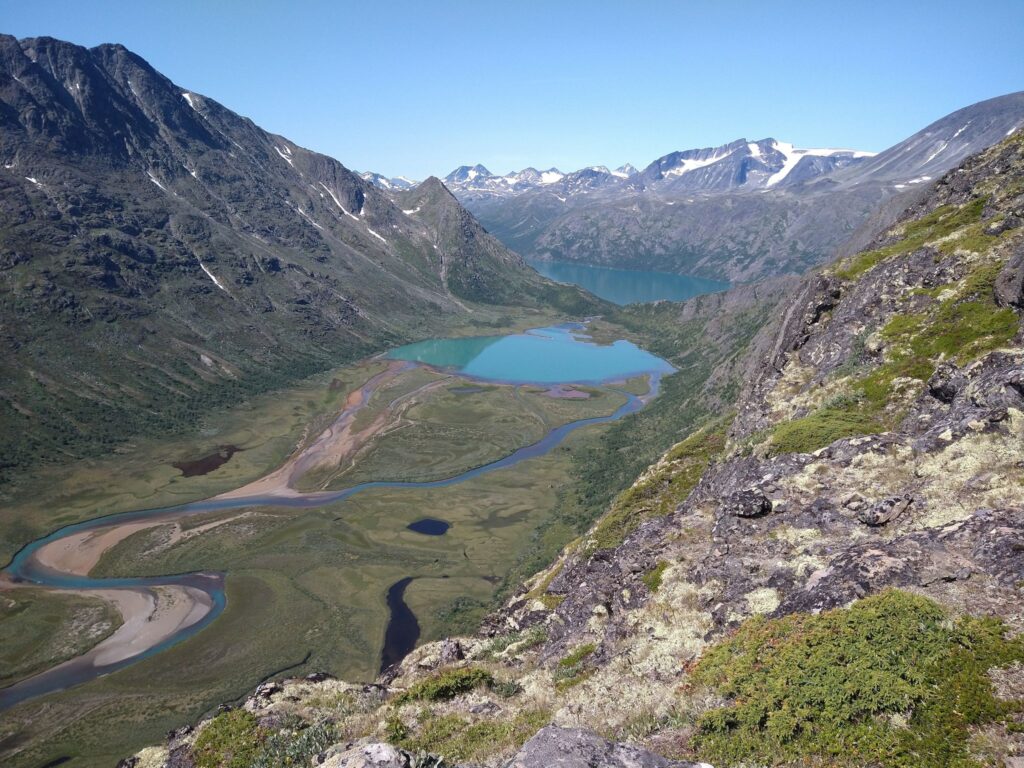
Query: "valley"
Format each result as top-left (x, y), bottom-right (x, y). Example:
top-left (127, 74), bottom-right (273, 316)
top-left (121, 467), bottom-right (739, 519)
top-left (1, 12), bottom-right (1021, 767)
top-left (0, 319), bottom-right (683, 766)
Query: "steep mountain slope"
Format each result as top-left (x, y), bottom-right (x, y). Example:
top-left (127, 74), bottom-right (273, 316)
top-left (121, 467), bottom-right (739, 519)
top-left (456, 93), bottom-right (1024, 282)
top-left (126, 131), bottom-right (1024, 768)
top-left (0, 35), bottom-right (593, 485)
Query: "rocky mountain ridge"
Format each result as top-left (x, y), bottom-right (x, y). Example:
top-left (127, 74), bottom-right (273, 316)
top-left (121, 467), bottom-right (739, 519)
top-left (121, 130), bottom-right (1024, 767)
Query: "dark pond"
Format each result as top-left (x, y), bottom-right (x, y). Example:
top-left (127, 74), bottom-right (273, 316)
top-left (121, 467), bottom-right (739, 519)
top-left (172, 445), bottom-right (241, 477)
top-left (406, 518), bottom-right (451, 536)
top-left (380, 577), bottom-right (419, 673)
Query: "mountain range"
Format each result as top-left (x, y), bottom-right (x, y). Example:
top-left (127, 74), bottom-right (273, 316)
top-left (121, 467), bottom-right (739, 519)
top-left (0, 34), bottom-right (593, 483)
top-left (363, 92), bottom-right (1024, 282)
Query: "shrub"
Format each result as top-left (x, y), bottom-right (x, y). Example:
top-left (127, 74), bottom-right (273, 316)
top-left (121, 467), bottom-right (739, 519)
top-left (691, 590), bottom-right (1024, 767)
top-left (396, 667), bottom-right (494, 704)
top-left (251, 720), bottom-right (337, 768)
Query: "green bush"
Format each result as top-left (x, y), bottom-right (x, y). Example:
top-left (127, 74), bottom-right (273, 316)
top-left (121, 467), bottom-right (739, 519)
top-left (396, 667), bottom-right (494, 704)
top-left (192, 710), bottom-right (265, 768)
top-left (691, 590), bottom-right (1024, 767)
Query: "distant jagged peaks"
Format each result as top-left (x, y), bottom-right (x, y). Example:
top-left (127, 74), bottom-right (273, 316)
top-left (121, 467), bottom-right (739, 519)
top-left (432, 92), bottom-right (1024, 283)
top-left (358, 161), bottom-right (635, 197)
top-left (358, 171), bottom-right (418, 190)
top-left (381, 138), bottom-right (876, 201)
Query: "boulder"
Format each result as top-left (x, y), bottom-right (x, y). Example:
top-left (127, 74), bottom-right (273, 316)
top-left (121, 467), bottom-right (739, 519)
top-left (504, 726), bottom-right (709, 768)
top-left (319, 741), bottom-right (411, 768)
top-left (857, 496), bottom-right (912, 526)
top-left (439, 637), bottom-right (465, 664)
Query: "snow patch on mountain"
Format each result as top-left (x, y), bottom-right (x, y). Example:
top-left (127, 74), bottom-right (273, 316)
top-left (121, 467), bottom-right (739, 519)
top-left (765, 141), bottom-right (875, 187)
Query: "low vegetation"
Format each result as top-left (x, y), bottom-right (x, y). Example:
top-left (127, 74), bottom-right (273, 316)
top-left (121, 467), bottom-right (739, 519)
top-left (691, 590), bottom-right (1024, 767)
top-left (395, 667), bottom-right (495, 705)
top-left (554, 642), bottom-right (597, 690)
top-left (192, 709), bottom-right (339, 768)
top-left (768, 404), bottom-right (883, 455)
top-left (641, 560), bottom-right (669, 593)
top-left (832, 197), bottom-right (987, 281)
top-left (192, 710), bottom-right (264, 768)
top-left (589, 420), bottom-right (728, 551)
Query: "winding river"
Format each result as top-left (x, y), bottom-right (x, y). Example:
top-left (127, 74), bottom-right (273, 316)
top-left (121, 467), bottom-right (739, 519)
top-left (0, 325), bottom-right (671, 710)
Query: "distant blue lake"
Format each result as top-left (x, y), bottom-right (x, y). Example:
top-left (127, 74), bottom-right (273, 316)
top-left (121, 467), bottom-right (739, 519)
top-left (525, 258), bottom-right (728, 305)
top-left (387, 325), bottom-right (673, 384)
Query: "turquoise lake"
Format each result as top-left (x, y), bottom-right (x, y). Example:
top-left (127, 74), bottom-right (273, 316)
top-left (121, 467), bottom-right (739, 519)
top-left (524, 258), bottom-right (728, 305)
top-left (387, 325), bottom-right (674, 384)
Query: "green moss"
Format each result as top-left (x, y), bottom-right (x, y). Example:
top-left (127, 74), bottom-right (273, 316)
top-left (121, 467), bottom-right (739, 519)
top-left (588, 420), bottom-right (728, 552)
top-left (193, 710), bottom-right (265, 768)
top-left (833, 198), bottom-right (987, 281)
top-left (641, 561), bottom-right (669, 593)
top-left (395, 667), bottom-right (494, 705)
top-left (768, 406), bottom-right (884, 455)
top-left (691, 590), bottom-right (1024, 767)
top-left (398, 708), bottom-right (550, 763)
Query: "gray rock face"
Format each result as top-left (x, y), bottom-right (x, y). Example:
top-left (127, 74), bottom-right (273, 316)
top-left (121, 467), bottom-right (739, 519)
top-left (928, 362), bottom-right (966, 403)
top-left (504, 726), bottom-right (707, 768)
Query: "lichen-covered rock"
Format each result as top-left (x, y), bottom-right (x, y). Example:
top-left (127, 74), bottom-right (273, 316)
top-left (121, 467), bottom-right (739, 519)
top-left (504, 726), bottom-right (708, 768)
top-left (857, 495), bottom-right (912, 526)
top-left (721, 488), bottom-right (772, 518)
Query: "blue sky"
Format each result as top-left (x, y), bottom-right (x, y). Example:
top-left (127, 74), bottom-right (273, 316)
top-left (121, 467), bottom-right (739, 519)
top-left (4, 1), bottom-right (1023, 178)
